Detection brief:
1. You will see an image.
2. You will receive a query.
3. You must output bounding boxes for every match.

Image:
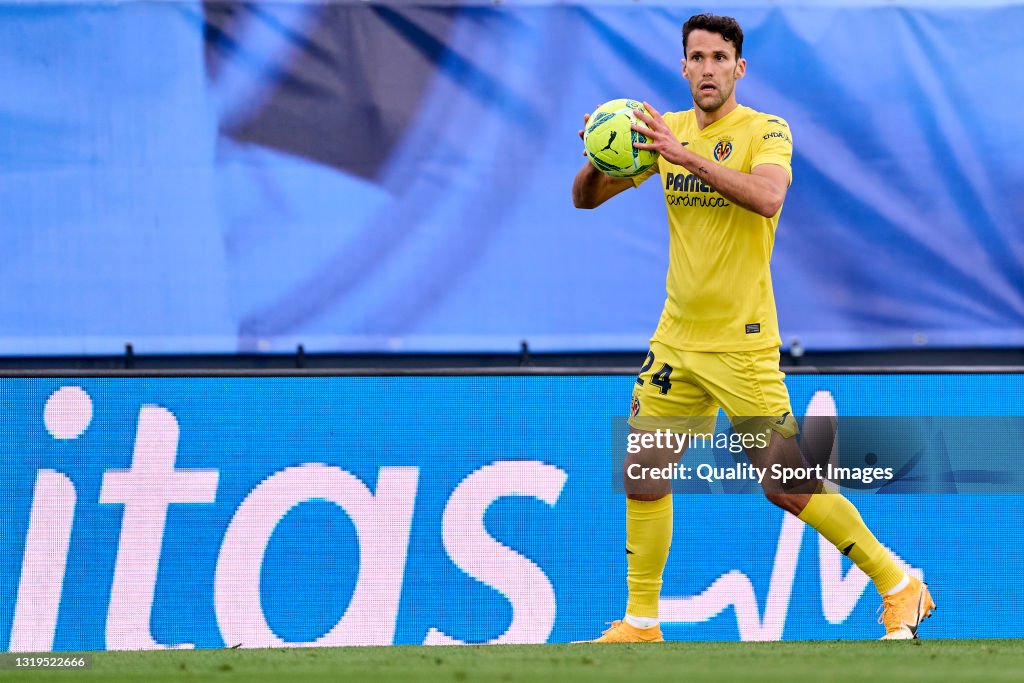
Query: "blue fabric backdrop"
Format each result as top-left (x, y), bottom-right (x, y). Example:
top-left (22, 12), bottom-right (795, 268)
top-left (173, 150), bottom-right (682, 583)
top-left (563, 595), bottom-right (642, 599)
top-left (1, 1), bottom-right (1021, 354)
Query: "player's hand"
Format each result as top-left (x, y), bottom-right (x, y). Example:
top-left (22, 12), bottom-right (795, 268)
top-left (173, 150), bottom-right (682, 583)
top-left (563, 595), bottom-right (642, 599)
top-left (578, 112), bottom-right (590, 156)
top-left (632, 102), bottom-right (690, 165)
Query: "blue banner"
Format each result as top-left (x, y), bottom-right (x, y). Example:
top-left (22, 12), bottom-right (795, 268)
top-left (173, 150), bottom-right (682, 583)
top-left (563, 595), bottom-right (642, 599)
top-left (0, 1), bottom-right (1022, 354)
top-left (1, 372), bottom-right (1023, 651)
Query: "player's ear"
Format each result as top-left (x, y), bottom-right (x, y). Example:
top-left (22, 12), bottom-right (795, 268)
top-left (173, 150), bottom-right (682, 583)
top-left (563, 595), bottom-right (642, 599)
top-left (735, 57), bottom-right (747, 79)
top-left (681, 58), bottom-right (688, 79)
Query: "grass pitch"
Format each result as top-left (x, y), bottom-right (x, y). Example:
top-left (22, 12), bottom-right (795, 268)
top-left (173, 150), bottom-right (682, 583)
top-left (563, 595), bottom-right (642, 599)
top-left (6, 640), bottom-right (1022, 683)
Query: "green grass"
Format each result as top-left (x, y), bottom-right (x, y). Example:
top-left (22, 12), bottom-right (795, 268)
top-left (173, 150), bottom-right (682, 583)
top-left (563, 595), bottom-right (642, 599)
top-left (5, 640), bottom-right (1023, 683)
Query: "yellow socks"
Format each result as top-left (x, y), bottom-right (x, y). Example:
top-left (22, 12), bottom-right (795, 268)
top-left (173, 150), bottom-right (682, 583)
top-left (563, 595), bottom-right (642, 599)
top-left (623, 493), bottom-right (904, 619)
top-left (625, 496), bottom-right (673, 618)
top-left (797, 493), bottom-right (906, 594)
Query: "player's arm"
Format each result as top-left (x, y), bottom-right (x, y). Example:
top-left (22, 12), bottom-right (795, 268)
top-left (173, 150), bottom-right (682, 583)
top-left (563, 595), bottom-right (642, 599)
top-left (633, 103), bottom-right (789, 218)
top-left (572, 161), bottom-right (633, 209)
top-left (683, 160), bottom-right (787, 218)
top-left (572, 112), bottom-right (633, 209)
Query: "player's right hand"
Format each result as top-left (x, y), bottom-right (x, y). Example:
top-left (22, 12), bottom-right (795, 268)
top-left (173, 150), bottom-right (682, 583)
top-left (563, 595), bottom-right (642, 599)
top-left (579, 113), bottom-right (590, 156)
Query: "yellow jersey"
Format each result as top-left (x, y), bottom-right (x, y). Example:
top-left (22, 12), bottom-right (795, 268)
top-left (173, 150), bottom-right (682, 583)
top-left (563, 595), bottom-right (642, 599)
top-left (632, 104), bottom-right (793, 352)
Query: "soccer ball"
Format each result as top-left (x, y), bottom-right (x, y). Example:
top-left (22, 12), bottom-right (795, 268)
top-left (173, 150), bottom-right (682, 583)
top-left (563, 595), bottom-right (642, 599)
top-left (583, 99), bottom-right (658, 178)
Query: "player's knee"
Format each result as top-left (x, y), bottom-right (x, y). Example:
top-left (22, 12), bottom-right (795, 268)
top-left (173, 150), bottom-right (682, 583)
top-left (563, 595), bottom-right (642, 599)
top-left (623, 466), bottom-right (673, 498)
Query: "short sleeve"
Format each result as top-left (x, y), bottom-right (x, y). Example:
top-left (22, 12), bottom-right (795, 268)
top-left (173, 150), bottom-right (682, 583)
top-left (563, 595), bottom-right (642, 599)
top-left (751, 116), bottom-right (794, 185)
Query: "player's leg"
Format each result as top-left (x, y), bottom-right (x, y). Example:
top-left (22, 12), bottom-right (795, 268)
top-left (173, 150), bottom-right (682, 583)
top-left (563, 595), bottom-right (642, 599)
top-left (745, 430), bottom-right (935, 638)
top-left (698, 347), bottom-right (935, 639)
top-left (587, 342), bottom-right (715, 643)
top-left (589, 427), bottom-right (676, 643)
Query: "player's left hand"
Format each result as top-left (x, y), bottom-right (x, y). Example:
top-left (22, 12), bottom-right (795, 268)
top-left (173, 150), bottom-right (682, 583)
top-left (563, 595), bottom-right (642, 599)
top-left (632, 102), bottom-right (691, 165)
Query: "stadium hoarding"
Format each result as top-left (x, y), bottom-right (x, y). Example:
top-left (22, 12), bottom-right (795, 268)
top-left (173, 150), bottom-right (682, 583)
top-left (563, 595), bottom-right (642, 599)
top-left (1, 373), bottom-right (1022, 650)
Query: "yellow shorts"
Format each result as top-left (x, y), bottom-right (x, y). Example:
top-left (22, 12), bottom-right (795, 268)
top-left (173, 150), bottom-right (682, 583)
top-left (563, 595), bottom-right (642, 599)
top-left (628, 339), bottom-right (798, 438)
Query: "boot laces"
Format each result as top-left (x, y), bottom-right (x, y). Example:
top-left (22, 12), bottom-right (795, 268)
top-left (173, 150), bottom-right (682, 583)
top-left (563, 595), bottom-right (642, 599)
top-left (877, 593), bottom-right (905, 632)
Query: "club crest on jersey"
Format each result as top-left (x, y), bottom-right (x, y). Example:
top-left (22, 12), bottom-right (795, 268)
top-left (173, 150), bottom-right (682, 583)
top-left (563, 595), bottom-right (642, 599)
top-left (713, 138), bottom-right (733, 162)
top-left (630, 395), bottom-right (641, 417)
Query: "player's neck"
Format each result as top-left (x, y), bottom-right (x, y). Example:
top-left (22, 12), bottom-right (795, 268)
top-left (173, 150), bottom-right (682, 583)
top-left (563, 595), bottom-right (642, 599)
top-left (694, 98), bottom-right (739, 130)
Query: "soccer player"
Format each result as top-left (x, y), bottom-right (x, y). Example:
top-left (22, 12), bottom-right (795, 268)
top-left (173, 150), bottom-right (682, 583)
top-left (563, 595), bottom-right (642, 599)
top-left (572, 13), bottom-right (934, 642)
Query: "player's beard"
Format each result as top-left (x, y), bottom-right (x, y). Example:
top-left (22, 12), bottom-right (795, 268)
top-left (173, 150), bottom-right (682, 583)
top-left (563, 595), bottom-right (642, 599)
top-left (692, 79), bottom-right (734, 113)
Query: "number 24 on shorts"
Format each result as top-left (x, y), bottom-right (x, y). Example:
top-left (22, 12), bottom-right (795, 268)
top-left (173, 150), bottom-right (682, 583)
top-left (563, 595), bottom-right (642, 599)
top-left (635, 350), bottom-right (673, 394)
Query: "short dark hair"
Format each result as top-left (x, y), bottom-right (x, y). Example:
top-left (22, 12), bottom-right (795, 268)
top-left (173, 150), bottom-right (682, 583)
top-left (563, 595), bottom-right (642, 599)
top-left (682, 14), bottom-right (744, 59)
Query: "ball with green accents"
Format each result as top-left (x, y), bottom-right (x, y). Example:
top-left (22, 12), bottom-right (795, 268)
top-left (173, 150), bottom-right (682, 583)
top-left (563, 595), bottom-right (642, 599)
top-left (583, 99), bottom-right (658, 178)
